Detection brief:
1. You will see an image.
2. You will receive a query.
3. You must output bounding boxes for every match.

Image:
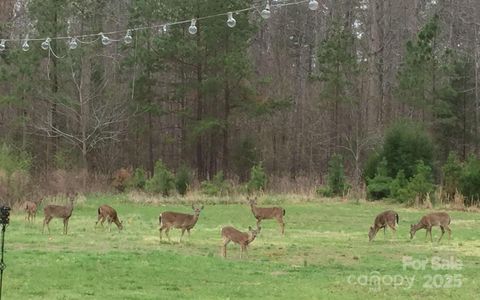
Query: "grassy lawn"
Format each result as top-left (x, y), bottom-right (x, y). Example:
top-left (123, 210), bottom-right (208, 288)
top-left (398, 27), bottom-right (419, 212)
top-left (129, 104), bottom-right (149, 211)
top-left (3, 195), bottom-right (480, 299)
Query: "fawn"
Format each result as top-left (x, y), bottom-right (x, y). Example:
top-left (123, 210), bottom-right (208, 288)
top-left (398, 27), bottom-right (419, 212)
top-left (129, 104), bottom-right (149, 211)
top-left (96, 204), bottom-right (123, 231)
top-left (24, 201), bottom-right (38, 223)
top-left (221, 226), bottom-right (260, 258)
top-left (368, 210), bottom-right (399, 241)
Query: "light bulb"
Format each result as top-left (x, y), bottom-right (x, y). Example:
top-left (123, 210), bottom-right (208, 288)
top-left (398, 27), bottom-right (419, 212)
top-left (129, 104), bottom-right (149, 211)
top-left (188, 19), bottom-right (197, 35)
top-left (22, 40), bottom-right (30, 52)
top-left (261, 4), bottom-right (271, 19)
top-left (0, 40), bottom-right (5, 52)
top-left (124, 29), bottom-right (133, 44)
top-left (227, 12), bottom-right (236, 28)
top-left (100, 33), bottom-right (111, 45)
top-left (308, 0), bottom-right (319, 11)
top-left (69, 37), bottom-right (78, 50)
top-left (41, 37), bottom-right (51, 50)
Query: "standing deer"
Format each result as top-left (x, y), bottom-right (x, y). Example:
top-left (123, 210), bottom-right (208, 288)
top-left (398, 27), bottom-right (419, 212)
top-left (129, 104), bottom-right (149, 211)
top-left (368, 210), bottom-right (399, 241)
top-left (159, 204), bottom-right (204, 242)
top-left (24, 201), bottom-right (38, 223)
top-left (248, 197), bottom-right (285, 234)
top-left (410, 212), bottom-right (452, 242)
top-left (43, 192), bottom-right (76, 235)
top-left (221, 226), bottom-right (260, 258)
top-left (96, 204), bottom-right (123, 231)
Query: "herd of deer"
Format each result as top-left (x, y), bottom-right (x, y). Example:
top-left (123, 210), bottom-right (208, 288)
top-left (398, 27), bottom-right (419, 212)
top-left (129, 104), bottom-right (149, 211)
top-left (22, 193), bottom-right (453, 258)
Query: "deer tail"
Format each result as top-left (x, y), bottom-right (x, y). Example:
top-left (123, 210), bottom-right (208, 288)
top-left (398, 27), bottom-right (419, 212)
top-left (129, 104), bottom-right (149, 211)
top-left (97, 207), bottom-right (101, 216)
top-left (396, 213), bottom-right (399, 225)
top-left (159, 214), bottom-right (162, 226)
top-left (283, 209), bottom-right (286, 216)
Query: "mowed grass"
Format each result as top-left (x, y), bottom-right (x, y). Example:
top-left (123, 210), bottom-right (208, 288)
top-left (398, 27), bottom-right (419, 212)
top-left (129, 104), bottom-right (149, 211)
top-left (4, 195), bottom-right (480, 299)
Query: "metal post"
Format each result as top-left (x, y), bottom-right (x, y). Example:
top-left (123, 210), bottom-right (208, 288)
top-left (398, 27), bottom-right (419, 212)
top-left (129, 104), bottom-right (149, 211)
top-left (0, 206), bottom-right (10, 300)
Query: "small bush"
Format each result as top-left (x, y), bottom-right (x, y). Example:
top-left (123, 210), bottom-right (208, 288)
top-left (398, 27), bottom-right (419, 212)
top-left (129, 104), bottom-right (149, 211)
top-left (175, 165), bottom-right (191, 197)
top-left (201, 171), bottom-right (230, 196)
top-left (145, 160), bottom-right (174, 196)
top-left (459, 155), bottom-right (480, 205)
top-left (247, 163), bottom-right (267, 193)
top-left (389, 170), bottom-right (411, 203)
top-left (442, 152), bottom-right (462, 201)
top-left (404, 160), bottom-right (435, 204)
top-left (324, 154), bottom-right (350, 197)
top-left (367, 158), bottom-right (392, 200)
top-left (0, 143), bottom-right (32, 206)
top-left (128, 168), bottom-right (146, 190)
top-left (316, 186), bottom-right (333, 197)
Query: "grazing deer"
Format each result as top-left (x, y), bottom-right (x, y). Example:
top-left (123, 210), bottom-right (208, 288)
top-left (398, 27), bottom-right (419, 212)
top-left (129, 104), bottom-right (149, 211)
top-left (159, 204), bottom-right (204, 242)
top-left (410, 212), bottom-right (452, 242)
top-left (368, 210), bottom-right (399, 242)
top-left (24, 201), bottom-right (38, 223)
top-left (248, 197), bottom-right (285, 234)
top-left (221, 226), bottom-right (260, 258)
top-left (96, 204), bottom-right (123, 231)
top-left (43, 192), bottom-right (76, 235)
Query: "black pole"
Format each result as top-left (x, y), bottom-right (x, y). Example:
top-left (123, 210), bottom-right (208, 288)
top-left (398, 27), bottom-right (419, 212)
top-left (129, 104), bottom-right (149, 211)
top-left (0, 223), bottom-right (6, 300)
top-left (0, 205), bottom-right (10, 300)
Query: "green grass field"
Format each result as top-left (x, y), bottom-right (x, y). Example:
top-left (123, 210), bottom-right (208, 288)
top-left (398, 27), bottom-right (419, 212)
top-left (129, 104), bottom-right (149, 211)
top-left (3, 195), bottom-right (480, 299)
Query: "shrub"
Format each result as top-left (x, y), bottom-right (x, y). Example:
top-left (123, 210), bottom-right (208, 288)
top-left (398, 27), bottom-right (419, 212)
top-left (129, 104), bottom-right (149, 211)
top-left (367, 158), bottom-right (392, 200)
top-left (316, 186), bottom-right (333, 197)
top-left (232, 136), bottom-right (259, 181)
top-left (0, 143), bottom-right (32, 205)
top-left (389, 170), bottom-right (411, 203)
top-left (201, 171), bottom-right (230, 196)
top-left (247, 163), bottom-right (267, 193)
top-left (128, 167), bottom-right (146, 190)
top-left (442, 152), bottom-right (462, 201)
top-left (404, 160), bottom-right (435, 203)
top-left (459, 155), bottom-right (480, 205)
top-left (175, 165), bottom-right (191, 197)
top-left (324, 154), bottom-right (349, 197)
top-left (145, 160), bottom-right (174, 196)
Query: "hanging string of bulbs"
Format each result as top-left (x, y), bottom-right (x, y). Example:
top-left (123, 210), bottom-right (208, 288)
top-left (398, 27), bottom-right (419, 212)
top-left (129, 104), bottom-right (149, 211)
top-left (0, 0), bottom-right (319, 53)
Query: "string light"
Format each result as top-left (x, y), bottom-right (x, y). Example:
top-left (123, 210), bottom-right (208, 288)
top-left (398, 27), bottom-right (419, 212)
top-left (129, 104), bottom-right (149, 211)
top-left (41, 37), bottom-right (51, 50)
top-left (22, 37), bottom-right (30, 52)
top-left (261, 3), bottom-right (271, 19)
top-left (124, 29), bottom-right (133, 44)
top-left (227, 12), bottom-right (236, 28)
top-left (100, 33), bottom-right (111, 45)
top-left (308, 0), bottom-right (319, 10)
top-left (0, 1), bottom-right (312, 53)
top-left (69, 37), bottom-right (78, 50)
top-left (188, 19), bottom-right (197, 35)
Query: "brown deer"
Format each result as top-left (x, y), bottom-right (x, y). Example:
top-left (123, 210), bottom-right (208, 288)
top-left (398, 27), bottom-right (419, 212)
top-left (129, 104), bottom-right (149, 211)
top-left (96, 204), bottom-right (123, 231)
top-left (410, 212), bottom-right (452, 242)
top-left (43, 192), bottom-right (76, 235)
top-left (24, 201), bottom-right (38, 223)
top-left (159, 204), bottom-right (204, 242)
top-left (368, 210), bottom-right (399, 241)
top-left (221, 226), bottom-right (260, 258)
top-left (248, 197), bottom-right (285, 234)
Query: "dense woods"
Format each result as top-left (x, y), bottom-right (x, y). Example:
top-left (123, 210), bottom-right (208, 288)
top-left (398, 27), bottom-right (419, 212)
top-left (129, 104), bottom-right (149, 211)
top-left (2, 0), bottom-right (480, 202)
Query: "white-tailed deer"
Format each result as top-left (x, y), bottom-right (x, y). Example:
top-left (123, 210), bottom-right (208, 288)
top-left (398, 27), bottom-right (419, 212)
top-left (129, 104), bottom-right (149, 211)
top-left (368, 210), bottom-right (399, 241)
top-left (410, 212), bottom-right (451, 242)
top-left (24, 201), bottom-right (38, 223)
top-left (159, 204), bottom-right (204, 241)
top-left (96, 204), bottom-right (123, 231)
top-left (43, 192), bottom-right (77, 235)
top-left (248, 197), bottom-right (285, 234)
top-left (221, 226), bottom-right (260, 258)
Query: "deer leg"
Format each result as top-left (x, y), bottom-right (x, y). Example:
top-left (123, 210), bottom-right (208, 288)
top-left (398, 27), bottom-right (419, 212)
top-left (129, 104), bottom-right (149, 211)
top-left (64, 218), bottom-right (69, 235)
top-left (438, 226), bottom-right (445, 242)
top-left (240, 245), bottom-right (245, 259)
top-left (221, 238), bottom-right (230, 258)
top-left (180, 229), bottom-right (186, 242)
top-left (446, 226), bottom-right (452, 240)
top-left (159, 227), bottom-right (163, 241)
top-left (256, 219), bottom-right (262, 230)
top-left (388, 223), bottom-right (397, 240)
top-left (187, 229), bottom-right (191, 237)
top-left (277, 217), bottom-right (285, 235)
top-left (383, 226), bottom-right (386, 239)
top-left (429, 227), bottom-right (433, 242)
top-left (165, 228), bottom-right (171, 241)
top-left (43, 217), bottom-right (52, 234)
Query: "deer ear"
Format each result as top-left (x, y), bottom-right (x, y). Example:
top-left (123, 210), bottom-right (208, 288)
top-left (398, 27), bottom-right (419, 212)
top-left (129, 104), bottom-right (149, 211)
top-left (248, 226), bottom-right (252, 231)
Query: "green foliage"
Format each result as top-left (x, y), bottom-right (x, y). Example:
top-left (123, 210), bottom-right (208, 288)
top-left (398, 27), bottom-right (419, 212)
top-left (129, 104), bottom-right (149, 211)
top-left (405, 161), bottom-right (435, 203)
top-left (247, 163), bottom-right (267, 194)
top-left (363, 151), bottom-right (382, 181)
top-left (232, 136), bottom-right (259, 181)
top-left (382, 121), bottom-right (434, 179)
top-left (459, 155), bottom-right (480, 205)
top-left (145, 160), bottom-right (174, 196)
top-left (0, 143), bottom-right (32, 175)
top-left (175, 165), bottom-right (192, 197)
top-left (442, 152), bottom-right (462, 201)
top-left (129, 168), bottom-right (147, 190)
top-left (322, 154), bottom-right (349, 197)
top-left (367, 158), bottom-right (392, 200)
top-left (316, 186), bottom-right (333, 197)
top-left (200, 171), bottom-right (230, 196)
top-left (389, 170), bottom-right (410, 202)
